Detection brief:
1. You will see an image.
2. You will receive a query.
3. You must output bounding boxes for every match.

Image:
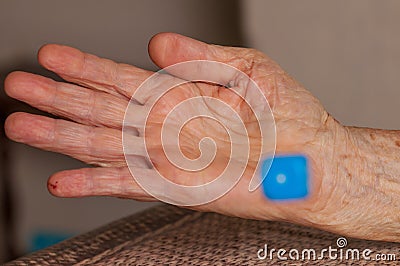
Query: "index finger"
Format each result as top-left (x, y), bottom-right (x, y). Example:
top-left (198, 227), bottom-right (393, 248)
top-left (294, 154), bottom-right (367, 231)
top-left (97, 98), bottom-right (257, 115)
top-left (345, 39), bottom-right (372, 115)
top-left (38, 44), bottom-right (154, 99)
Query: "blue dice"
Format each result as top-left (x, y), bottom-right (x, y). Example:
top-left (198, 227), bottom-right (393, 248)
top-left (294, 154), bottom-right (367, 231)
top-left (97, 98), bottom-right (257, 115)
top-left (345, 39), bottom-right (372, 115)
top-left (261, 155), bottom-right (309, 200)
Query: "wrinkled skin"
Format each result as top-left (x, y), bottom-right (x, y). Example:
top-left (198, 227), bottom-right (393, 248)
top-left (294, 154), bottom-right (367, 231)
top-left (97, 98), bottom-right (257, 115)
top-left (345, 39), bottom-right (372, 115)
top-left (4, 33), bottom-right (399, 242)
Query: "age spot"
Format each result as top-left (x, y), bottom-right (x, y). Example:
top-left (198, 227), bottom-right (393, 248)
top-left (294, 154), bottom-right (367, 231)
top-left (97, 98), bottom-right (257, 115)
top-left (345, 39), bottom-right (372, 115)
top-left (369, 133), bottom-right (376, 140)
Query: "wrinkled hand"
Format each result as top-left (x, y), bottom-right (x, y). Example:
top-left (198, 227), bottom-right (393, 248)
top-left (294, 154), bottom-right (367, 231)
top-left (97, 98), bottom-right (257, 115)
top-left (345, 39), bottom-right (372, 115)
top-left (5, 33), bottom-right (350, 235)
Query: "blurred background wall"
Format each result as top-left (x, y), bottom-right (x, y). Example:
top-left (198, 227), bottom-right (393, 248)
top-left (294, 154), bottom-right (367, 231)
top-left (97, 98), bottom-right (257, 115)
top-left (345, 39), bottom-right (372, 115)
top-left (1, 0), bottom-right (400, 263)
top-left (242, 0), bottom-right (400, 129)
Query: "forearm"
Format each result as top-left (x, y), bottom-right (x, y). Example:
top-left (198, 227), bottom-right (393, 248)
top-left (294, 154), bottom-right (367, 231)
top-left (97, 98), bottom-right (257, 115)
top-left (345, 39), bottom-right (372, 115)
top-left (349, 126), bottom-right (400, 206)
top-left (330, 125), bottom-right (400, 241)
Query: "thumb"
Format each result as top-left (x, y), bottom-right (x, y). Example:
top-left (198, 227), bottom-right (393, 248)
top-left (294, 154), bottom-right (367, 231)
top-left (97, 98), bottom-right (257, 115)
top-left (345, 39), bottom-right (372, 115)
top-left (148, 33), bottom-right (211, 67)
top-left (148, 33), bottom-right (281, 85)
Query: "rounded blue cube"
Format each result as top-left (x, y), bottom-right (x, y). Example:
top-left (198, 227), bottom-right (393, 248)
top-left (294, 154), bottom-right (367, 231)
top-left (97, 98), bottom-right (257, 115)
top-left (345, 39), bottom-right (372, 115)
top-left (261, 155), bottom-right (309, 200)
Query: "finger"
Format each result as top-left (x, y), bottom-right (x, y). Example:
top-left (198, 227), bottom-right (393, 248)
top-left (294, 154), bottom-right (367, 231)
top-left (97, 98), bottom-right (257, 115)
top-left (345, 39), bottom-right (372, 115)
top-left (148, 33), bottom-right (283, 85)
top-left (5, 71), bottom-right (148, 129)
top-left (38, 44), bottom-right (154, 99)
top-left (4, 112), bottom-right (146, 167)
top-left (48, 167), bottom-right (156, 201)
top-left (148, 33), bottom-right (302, 113)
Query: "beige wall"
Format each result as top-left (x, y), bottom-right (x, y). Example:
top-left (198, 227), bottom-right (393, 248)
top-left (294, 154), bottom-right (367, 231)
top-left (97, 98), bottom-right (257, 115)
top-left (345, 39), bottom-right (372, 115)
top-left (241, 0), bottom-right (400, 129)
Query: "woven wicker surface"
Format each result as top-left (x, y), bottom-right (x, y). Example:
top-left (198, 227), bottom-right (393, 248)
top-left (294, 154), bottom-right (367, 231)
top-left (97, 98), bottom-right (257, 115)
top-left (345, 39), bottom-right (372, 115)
top-left (5, 204), bottom-right (400, 265)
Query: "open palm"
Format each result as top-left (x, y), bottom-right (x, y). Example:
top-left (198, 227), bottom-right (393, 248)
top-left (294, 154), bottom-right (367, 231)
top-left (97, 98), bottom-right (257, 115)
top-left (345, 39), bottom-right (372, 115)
top-left (5, 33), bottom-right (340, 225)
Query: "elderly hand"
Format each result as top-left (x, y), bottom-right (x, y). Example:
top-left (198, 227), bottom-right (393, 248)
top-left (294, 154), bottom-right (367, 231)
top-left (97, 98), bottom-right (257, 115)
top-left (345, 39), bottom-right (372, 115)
top-left (5, 33), bottom-right (399, 242)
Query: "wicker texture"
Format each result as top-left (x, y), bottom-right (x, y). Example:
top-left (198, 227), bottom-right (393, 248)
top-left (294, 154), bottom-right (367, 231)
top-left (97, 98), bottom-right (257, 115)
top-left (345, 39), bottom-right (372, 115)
top-left (6, 204), bottom-right (400, 265)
